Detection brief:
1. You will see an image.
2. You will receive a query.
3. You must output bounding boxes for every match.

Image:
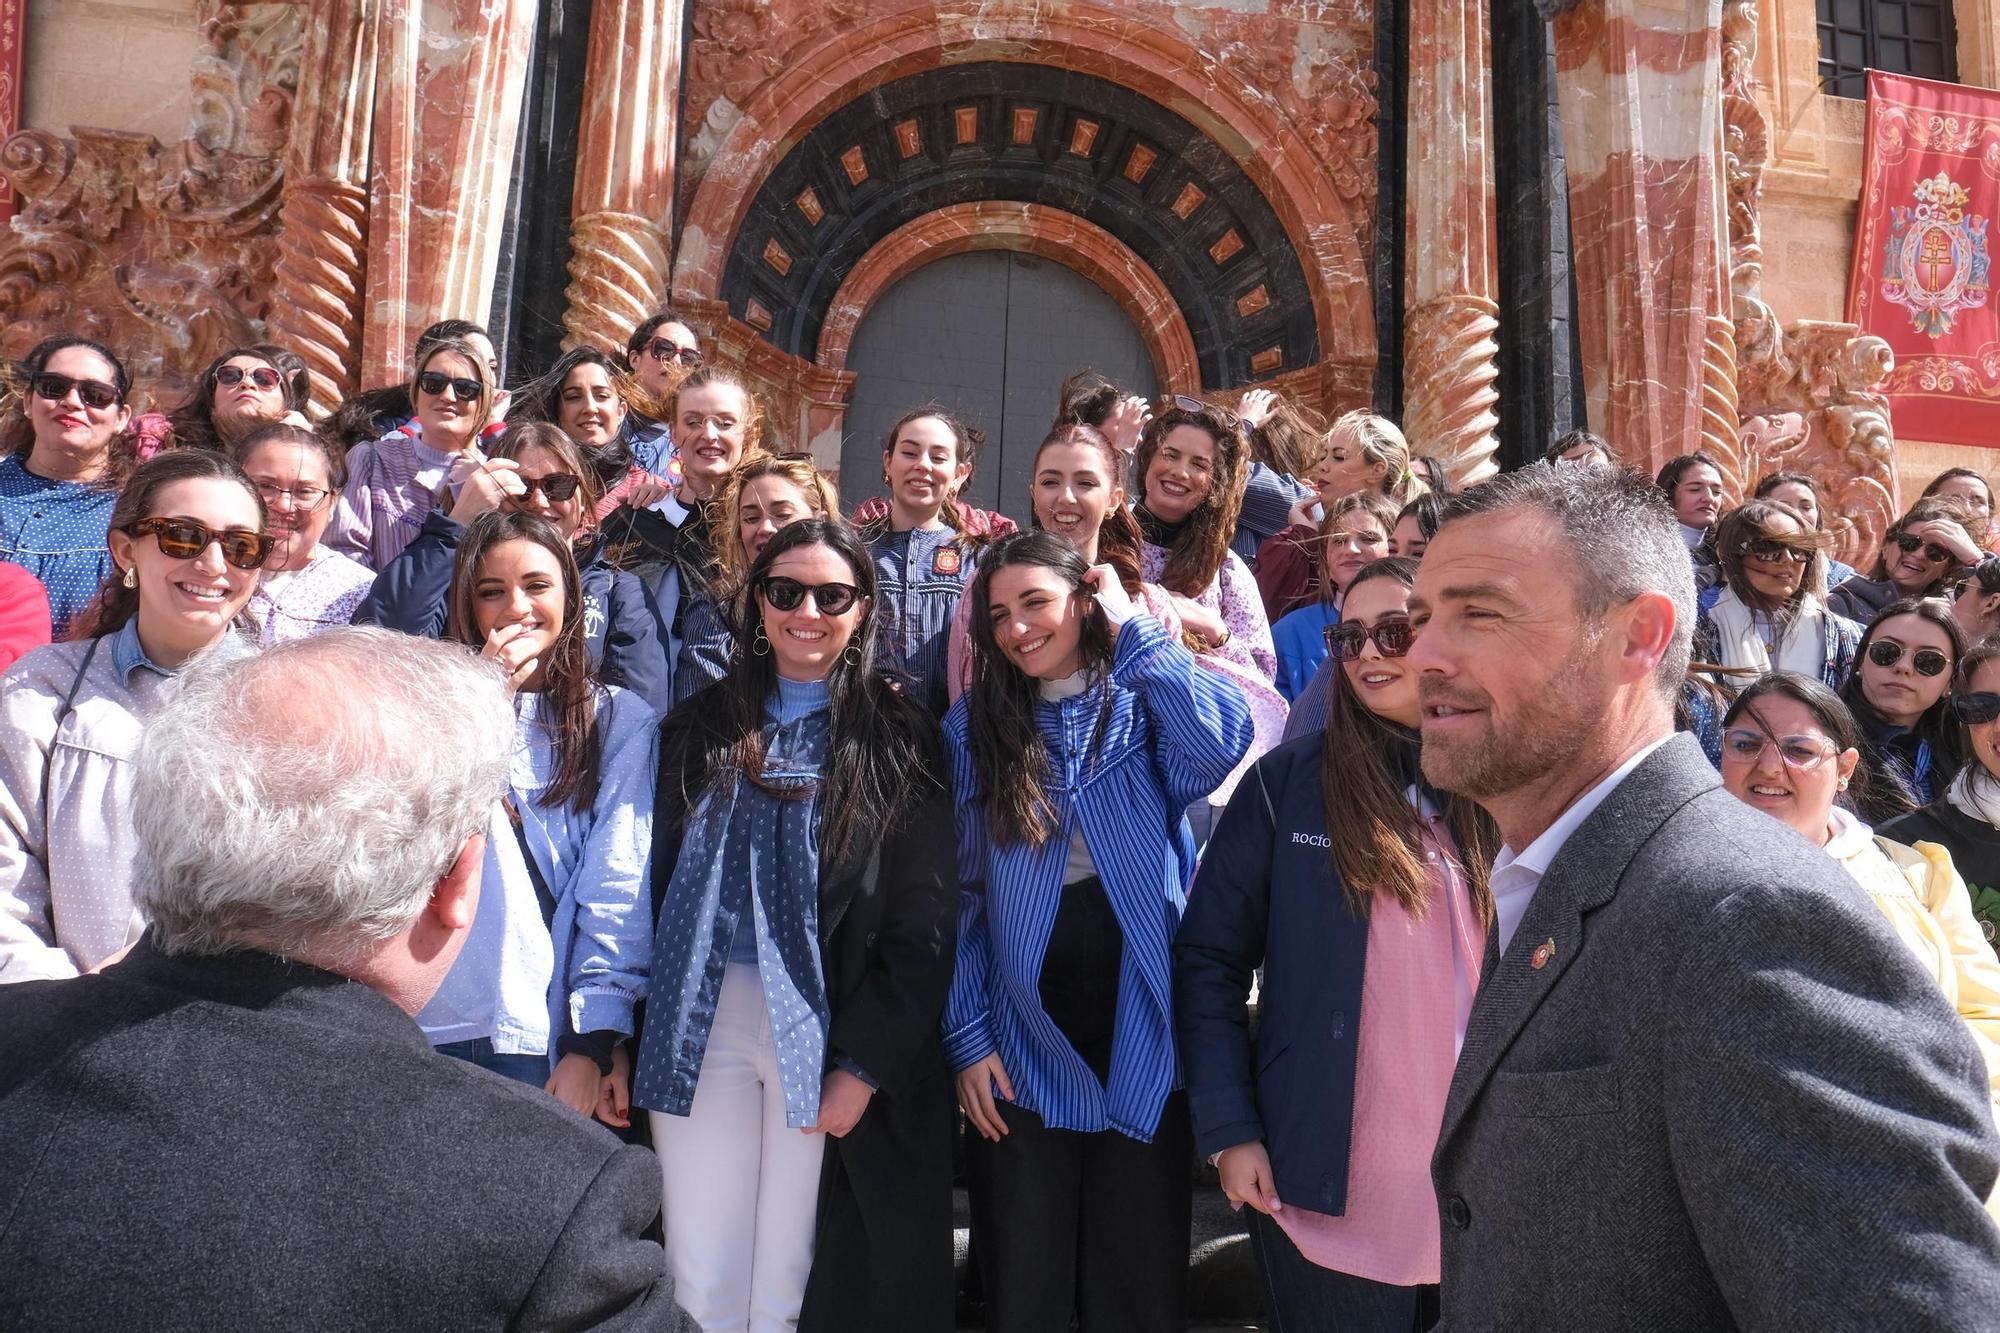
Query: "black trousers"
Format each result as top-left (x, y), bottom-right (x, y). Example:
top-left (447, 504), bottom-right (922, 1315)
top-left (964, 1092), bottom-right (1193, 1333)
top-left (1247, 1209), bottom-right (1440, 1333)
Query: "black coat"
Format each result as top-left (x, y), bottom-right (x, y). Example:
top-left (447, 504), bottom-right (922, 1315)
top-left (654, 682), bottom-right (958, 1331)
top-left (0, 938), bottom-right (692, 1332)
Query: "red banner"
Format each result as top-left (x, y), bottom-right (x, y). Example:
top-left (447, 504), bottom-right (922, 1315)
top-left (1848, 71), bottom-right (2000, 448)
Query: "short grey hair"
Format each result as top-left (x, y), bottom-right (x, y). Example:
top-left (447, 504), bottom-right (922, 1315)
top-left (133, 628), bottom-right (514, 965)
top-left (1438, 460), bottom-right (1696, 700)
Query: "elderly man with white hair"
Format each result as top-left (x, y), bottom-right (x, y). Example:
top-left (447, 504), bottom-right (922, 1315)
top-left (0, 627), bottom-right (693, 1332)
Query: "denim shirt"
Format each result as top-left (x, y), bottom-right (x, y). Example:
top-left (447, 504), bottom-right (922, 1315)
top-left (942, 615), bottom-right (1253, 1140)
top-left (0, 454), bottom-right (117, 636)
top-left (869, 524), bottom-right (971, 715)
top-left (418, 686), bottom-right (656, 1063)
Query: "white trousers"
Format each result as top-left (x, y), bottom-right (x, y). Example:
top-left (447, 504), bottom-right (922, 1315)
top-left (650, 963), bottom-right (826, 1333)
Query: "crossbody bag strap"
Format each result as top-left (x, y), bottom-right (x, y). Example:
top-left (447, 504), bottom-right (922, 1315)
top-left (40, 635), bottom-right (105, 944)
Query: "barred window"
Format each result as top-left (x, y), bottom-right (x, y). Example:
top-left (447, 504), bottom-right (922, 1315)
top-left (1818, 0), bottom-right (1959, 99)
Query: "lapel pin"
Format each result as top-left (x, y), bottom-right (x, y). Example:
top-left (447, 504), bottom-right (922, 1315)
top-left (1531, 937), bottom-right (1556, 970)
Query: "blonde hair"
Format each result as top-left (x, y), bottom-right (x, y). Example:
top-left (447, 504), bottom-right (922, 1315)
top-left (670, 366), bottom-right (769, 459)
top-left (714, 454), bottom-right (839, 575)
top-left (1323, 410), bottom-right (1418, 504)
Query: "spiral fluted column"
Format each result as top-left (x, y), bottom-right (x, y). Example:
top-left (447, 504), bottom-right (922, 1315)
top-left (1402, 0), bottom-right (1501, 486)
top-left (562, 0), bottom-right (684, 356)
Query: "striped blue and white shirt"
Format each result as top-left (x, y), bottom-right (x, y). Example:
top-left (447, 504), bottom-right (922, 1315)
top-left (942, 614), bottom-right (1252, 1140)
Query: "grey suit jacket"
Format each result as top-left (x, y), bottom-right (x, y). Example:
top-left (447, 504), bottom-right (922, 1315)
top-left (1433, 734), bottom-right (2000, 1331)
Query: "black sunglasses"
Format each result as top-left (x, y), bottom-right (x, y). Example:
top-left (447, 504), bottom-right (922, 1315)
top-left (1954, 692), bottom-right (2000, 726)
top-left (1739, 538), bottom-right (1811, 566)
top-left (216, 365), bottom-right (282, 392)
top-left (1894, 532), bottom-right (1954, 563)
top-left (417, 370), bottom-right (484, 401)
top-left (1323, 618), bottom-right (1416, 663)
top-left (1867, 638), bottom-right (1952, 677)
top-left (32, 372), bottom-right (121, 410)
top-left (126, 516), bottom-right (274, 570)
top-left (645, 340), bottom-right (703, 367)
top-left (758, 575), bottom-right (860, 615)
top-left (514, 472), bottom-right (581, 502)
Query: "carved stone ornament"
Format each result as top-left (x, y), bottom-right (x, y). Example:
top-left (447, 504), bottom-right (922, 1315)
top-left (1723, 0), bottom-right (1900, 566)
top-left (0, 1), bottom-right (304, 407)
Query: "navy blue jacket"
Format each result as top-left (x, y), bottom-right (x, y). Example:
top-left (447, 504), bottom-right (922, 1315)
top-left (1173, 731), bottom-right (1369, 1215)
top-left (351, 509), bottom-right (672, 714)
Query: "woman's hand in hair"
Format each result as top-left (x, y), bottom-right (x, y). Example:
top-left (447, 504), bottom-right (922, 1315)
top-left (955, 1054), bottom-right (1015, 1142)
top-left (1082, 562), bottom-right (1136, 634)
top-left (1910, 517), bottom-right (1984, 567)
top-left (481, 620), bottom-right (541, 692)
top-left (447, 454), bottom-right (524, 524)
top-left (546, 1053), bottom-right (603, 1118)
top-left (806, 1068), bottom-right (875, 1138)
top-left (1237, 388), bottom-right (1278, 430)
top-left (1216, 1141), bottom-right (1283, 1216)
top-left (1103, 395), bottom-right (1151, 455)
top-left (595, 1045), bottom-right (633, 1129)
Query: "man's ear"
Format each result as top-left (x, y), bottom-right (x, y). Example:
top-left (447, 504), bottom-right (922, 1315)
top-left (425, 832), bottom-right (485, 933)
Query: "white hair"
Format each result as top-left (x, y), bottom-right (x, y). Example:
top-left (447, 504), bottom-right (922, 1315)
top-left (132, 627), bottom-right (514, 965)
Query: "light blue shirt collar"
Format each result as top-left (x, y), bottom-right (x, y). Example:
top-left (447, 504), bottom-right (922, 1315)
top-left (110, 618), bottom-right (253, 683)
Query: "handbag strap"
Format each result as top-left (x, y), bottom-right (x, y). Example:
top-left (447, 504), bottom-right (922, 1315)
top-left (40, 635), bottom-right (105, 945)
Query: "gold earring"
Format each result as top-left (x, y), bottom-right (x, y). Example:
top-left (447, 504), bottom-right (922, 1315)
top-left (121, 567), bottom-right (136, 589)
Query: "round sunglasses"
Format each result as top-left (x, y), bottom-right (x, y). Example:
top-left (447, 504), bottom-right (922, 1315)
top-left (216, 365), bottom-right (283, 392)
top-left (1323, 618), bottom-right (1415, 663)
top-left (32, 372), bottom-right (121, 411)
top-left (1866, 638), bottom-right (1952, 677)
top-left (125, 516), bottom-right (274, 570)
top-left (757, 575), bottom-right (860, 615)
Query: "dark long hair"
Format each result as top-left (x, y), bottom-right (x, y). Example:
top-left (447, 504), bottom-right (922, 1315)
top-left (964, 531), bottom-right (1116, 846)
top-left (1031, 423), bottom-right (1145, 597)
top-left (512, 346), bottom-right (636, 487)
top-left (1132, 402), bottom-right (1246, 596)
top-left (0, 335), bottom-right (136, 487)
top-left (869, 404), bottom-right (986, 543)
top-left (1319, 558), bottom-right (1496, 922)
top-left (69, 449), bottom-right (266, 640)
top-left (485, 420), bottom-right (605, 551)
top-left (165, 345), bottom-right (311, 451)
top-left (678, 518), bottom-right (939, 863)
top-left (1054, 368), bottom-right (1121, 429)
top-left (1840, 597), bottom-right (1969, 817)
top-left (1713, 497), bottom-right (1831, 634)
top-left (1724, 671), bottom-right (1893, 822)
top-left (1248, 393), bottom-right (1322, 478)
top-left (445, 510), bottom-right (602, 812)
top-left (1656, 450), bottom-right (1722, 498)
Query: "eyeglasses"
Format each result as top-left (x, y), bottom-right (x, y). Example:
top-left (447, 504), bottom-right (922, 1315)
top-left (1721, 728), bottom-right (1841, 771)
top-left (1954, 692), bottom-right (2000, 725)
top-left (1323, 618), bottom-right (1416, 663)
top-left (1739, 538), bottom-right (1811, 566)
top-left (1866, 639), bottom-right (1952, 676)
top-left (32, 372), bottom-right (121, 410)
top-left (646, 340), bottom-right (703, 367)
top-left (1894, 533), bottom-right (1954, 563)
top-left (253, 481), bottom-right (331, 509)
top-left (514, 472), bottom-right (581, 502)
top-left (216, 365), bottom-right (282, 392)
top-left (417, 370), bottom-right (484, 401)
top-left (125, 516), bottom-right (274, 570)
top-left (758, 575), bottom-right (860, 615)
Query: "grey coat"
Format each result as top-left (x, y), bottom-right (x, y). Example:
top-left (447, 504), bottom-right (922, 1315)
top-left (1433, 735), bottom-right (2000, 1330)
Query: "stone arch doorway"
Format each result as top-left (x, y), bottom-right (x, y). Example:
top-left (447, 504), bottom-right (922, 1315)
top-left (840, 250), bottom-right (1160, 525)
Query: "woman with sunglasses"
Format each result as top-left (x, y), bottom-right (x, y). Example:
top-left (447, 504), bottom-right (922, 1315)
top-left (1885, 641), bottom-right (2000, 956)
top-left (636, 518), bottom-right (957, 1331)
top-left (1692, 499), bottom-right (1861, 690)
top-left (1828, 496), bottom-right (1983, 623)
top-left (1718, 673), bottom-right (2000, 1144)
top-left (327, 336), bottom-right (497, 570)
top-left (421, 510), bottom-right (656, 1116)
top-left (1269, 493), bottom-right (1399, 704)
top-left (947, 530), bottom-right (1250, 1332)
top-left (1177, 557), bottom-right (1496, 1331)
top-left (0, 336), bottom-right (136, 635)
top-left (355, 421), bottom-right (668, 711)
top-left (0, 450), bottom-right (264, 982)
top-left (1753, 472), bottom-right (1859, 589)
top-left (620, 311), bottom-right (702, 481)
top-left (672, 453), bottom-right (838, 703)
top-left (161, 346), bottom-right (310, 454)
top-left (1841, 598), bottom-right (1969, 822)
top-left (228, 423), bottom-right (373, 645)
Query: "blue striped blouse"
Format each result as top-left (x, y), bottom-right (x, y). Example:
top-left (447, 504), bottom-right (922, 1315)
top-left (942, 614), bottom-right (1253, 1140)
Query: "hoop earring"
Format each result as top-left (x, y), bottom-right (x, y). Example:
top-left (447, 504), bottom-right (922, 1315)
top-left (842, 639), bottom-right (862, 667)
top-left (752, 624), bottom-right (770, 656)
top-left (121, 566), bottom-right (136, 589)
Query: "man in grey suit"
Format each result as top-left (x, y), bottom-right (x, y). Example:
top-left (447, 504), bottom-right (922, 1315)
top-left (0, 629), bottom-right (694, 1331)
top-left (1407, 463), bottom-right (2000, 1330)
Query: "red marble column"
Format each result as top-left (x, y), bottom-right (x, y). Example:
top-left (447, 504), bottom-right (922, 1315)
top-left (1555, 0), bottom-right (1741, 484)
top-left (269, 0), bottom-right (379, 416)
top-left (361, 0), bottom-right (536, 384)
top-left (1402, 0), bottom-right (1501, 486)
